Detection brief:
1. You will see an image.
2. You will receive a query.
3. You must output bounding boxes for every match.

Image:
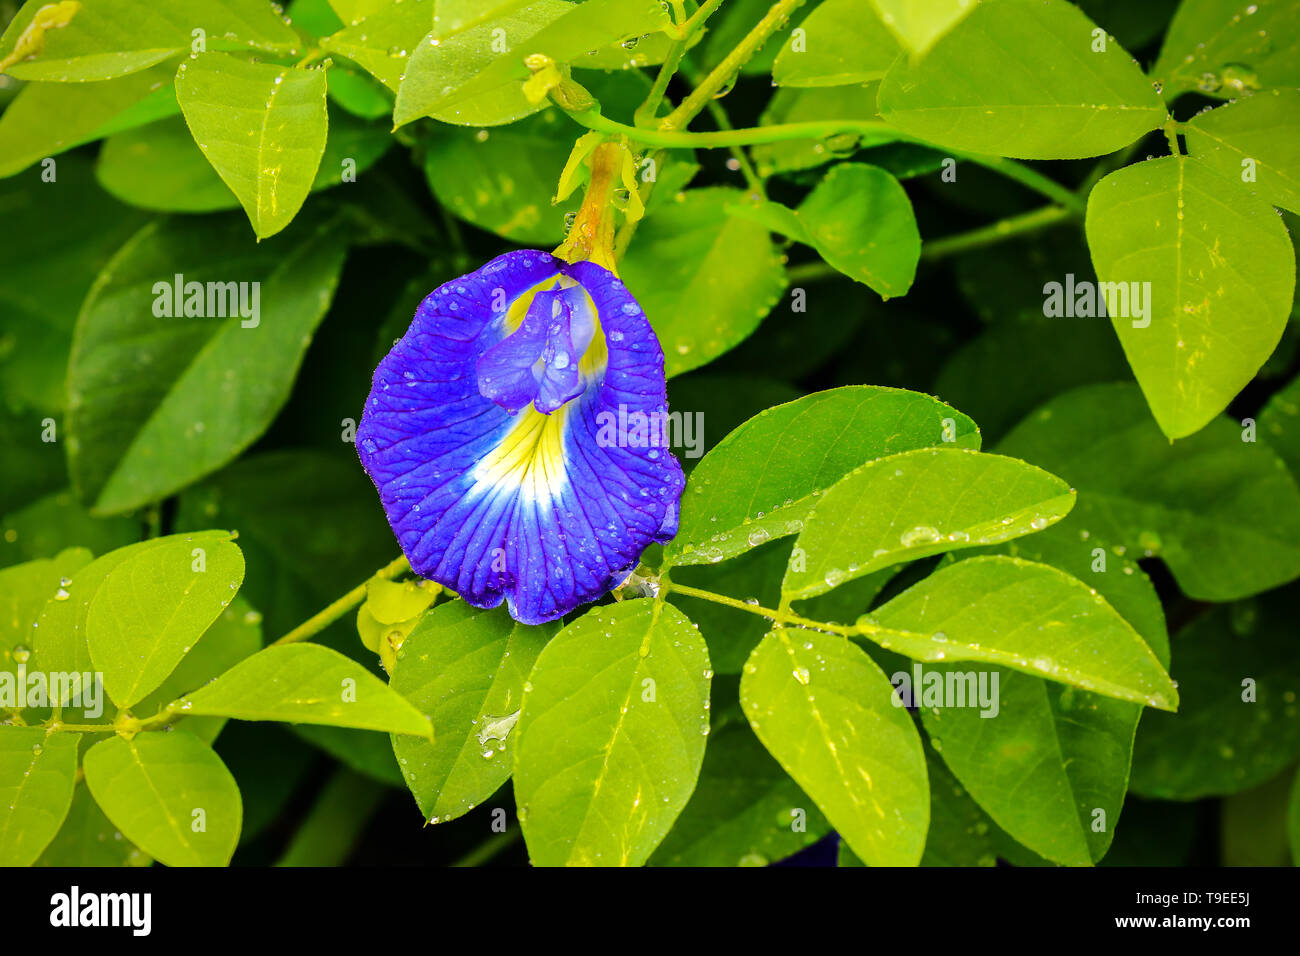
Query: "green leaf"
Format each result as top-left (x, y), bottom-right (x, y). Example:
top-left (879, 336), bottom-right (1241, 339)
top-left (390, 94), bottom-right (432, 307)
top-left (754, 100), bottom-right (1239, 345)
top-left (664, 386), bottom-right (980, 569)
top-left (870, 0), bottom-right (980, 56)
top-left (917, 749), bottom-right (997, 866)
top-left (772, 0), bottom-right (899, 87)
top-left (1, 0), bottom-right (298, 82)
top-left (320, 0), bottom-right (436, 92)
top-left (921, 664), bottom-right (1135, 866)
top-left (868, 555), bottom-right (1177, 708)
top-left (97, 110), bottom-right (390, 213)
top-left (1085, 156), bottom-right (1295, 439)
top-left (0, 489), bottom-right (138, 567)
top-left (178, 643), bottom-right (433, 737)
top-left (394, 0), bottom-right (669, 127)
top-left (0, 727), bottom-right (79, 865)
top-left (1132, 584), bottom-right (1300, 799)
top-left (619, 188), bottom-right (786, 378)
top-left (67, 214), bottom-right (348, 514)
top-left (999, 383), bottom-right (1300, 601)
top-left (740, 627), bottom-right (928, 866)
top-left (82, 729), bottom-right (241, 867)
top-left (878, 0), bottom-right (1166, 159)
top-left (0, 64), bottom-right (176, 178)
top-left (36, 784), bottom-right (150, 866)
top-left (783, 448), bottom-right (1075, 601)
top-left (1220, 770), bottom-right (1296, 866)
top-left (3, 548), bottom-right (92, 668)
top-left (423, 109), bottom-right (580, 244)
top-left (1153, 0), bottom-right (1300, 101)
top-left (513, 599), bottom-right (710, 866)
top-left (390, 602), bottom-right (554, 823)
top-left (88, 531), bottom-right (245, 708)
top-left (0, 154), bottom-right (146, 413)
top-left (730, 164), bottom-right (919, 298)
top-left (1184, 88), bottom-right (1300, 215)
top-left (650, 716), bottom-right (831, 866)
top-left (175, 53), bottom-right (328, 239)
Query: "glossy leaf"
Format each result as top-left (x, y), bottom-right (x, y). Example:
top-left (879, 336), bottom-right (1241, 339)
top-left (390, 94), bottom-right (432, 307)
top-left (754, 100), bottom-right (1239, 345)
top-left (871, 0), bottom-right (980, 56)
top-left (87, 532), bottom-right (245, 708)
top-left (869, 556), bottom-right (1177, 708)
top-left (772, 0), bottom-right (899, 87)
top-left (878, 0), bottom-right (1166, 159)
top-left (1085, 156), bottom-right (1295, 438)
top-left (730, 163), bottom-right (920, 298)
top-left (82, 729), bottom-right (241, 867)
top-left (513, 600), bottom-right (710, 866)
top-left (783, 448), bottom-right (1075, 601)
top-left (179, 643), bottom-right (433, 737)
top-left (0, 727), bottom-right (79, 866)
top-left (665, 386), bottom-right (980, 569)
top-left (1153, 0), bottom-right (1300, 100)
top-left (175, 53), bottom-right (328, 239)
top-left (390, 602), bottom-right (553, 822)
top-left (1183, 88), bottom-right (1300, 214)
top-left (741, 627), bottom-right (928, 866)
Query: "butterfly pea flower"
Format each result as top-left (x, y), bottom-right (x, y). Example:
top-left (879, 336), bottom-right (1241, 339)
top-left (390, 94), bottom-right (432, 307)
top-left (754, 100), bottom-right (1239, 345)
top-left (356, 250), bottom-right (684, 625)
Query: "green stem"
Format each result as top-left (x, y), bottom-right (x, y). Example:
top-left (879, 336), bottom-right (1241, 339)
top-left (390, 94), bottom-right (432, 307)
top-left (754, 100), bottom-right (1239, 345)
top-left (566, 110), bottom-right (1084, 212)
top-left (921, 204), bottom-right (1073, 260)
top-left (660, 0), bottom-right (807, 130)
top-left (679, 51), bottom-right (766, 196)
top-left (272, 554), bottom-right (411, 646)
top-left (634, 0), bottom-right (692, 127)
top-left (663, 581), bottom-right (859, 637)
top-left (451, 827), bottom-right (524, 867)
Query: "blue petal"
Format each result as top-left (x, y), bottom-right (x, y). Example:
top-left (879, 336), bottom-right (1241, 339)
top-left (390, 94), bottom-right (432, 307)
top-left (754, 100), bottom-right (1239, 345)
top-left (357, 251), bottom-right (684, 625)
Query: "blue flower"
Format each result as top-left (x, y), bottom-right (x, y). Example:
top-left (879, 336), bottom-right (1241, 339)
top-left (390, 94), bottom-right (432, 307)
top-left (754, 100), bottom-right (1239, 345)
top-left (357, 250), bottom-right (684, 625)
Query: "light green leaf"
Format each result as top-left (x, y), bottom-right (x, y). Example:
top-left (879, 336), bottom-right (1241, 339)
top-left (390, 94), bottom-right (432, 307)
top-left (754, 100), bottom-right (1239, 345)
top-left (88, 532), bottom-right (245, 708)
top-left (1184, 88), bottom-right (1300, 215)
top-left (0, 727), bottom-right (79, 865)
top-left (868, 556), bottom-right (1177, 708)
top-left (423, 108), bottom-right (580, 244)
top-left (0, 64), bottom-right (176, 178)
top-left (741, 627), bottom-right (928, 866)
top-left (1153, 0), bottom-right (1300, 101)
top-left (664, 386), bottom-right (980, 569)
top-left (178, 643), bottom-right (433, 737)
top-left (175, 53), bottom-right (328, 238)
top-left (999, 383), bottom-right (1300, 601)
top-left (619, 188), bottom-right (786, 378)
top-left (327, 0), bottom-right (394, 26)
top-left (3, 548), bottom-right (92, 667)
top-left (394, 0), bottom-right (669, 127)
top-left (650, 715), bottom-right (831, 866)
top-left (772, 0), bottom-right (900, 87)
top-left (871, 0), bottom-right (980, 56)
top-left (67, 214), bottom-right (348, 514)
top-left (1086, 156), bottom-right (1295, 439)
top-left (1132, 583), bottom-right (1300, 799)
top-left (783, 447), bottom-right (1073, 601)
top-left (390, 602), bottom-right (553, 823)
top-left (82, 729), bottom-right (241, 867)
top-left (878, 0), bottom-right (1166, 159)
top-left (97, 110), bottom-right (390, 213)
top-left (1, 0), bottom-right (298, 82)
top-left (730, 163), bottom-right (919, 298)
top-left (33, 533), bottom-right (236, 710)
top-left (321, 0), bottom-right (436, 92)
top-left (513, 599), bottom-right (710, 867)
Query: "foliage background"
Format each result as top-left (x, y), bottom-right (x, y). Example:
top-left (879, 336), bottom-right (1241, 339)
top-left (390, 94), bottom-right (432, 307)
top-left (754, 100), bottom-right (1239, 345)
top-left (1, 0), bottom-right (1298, 867)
